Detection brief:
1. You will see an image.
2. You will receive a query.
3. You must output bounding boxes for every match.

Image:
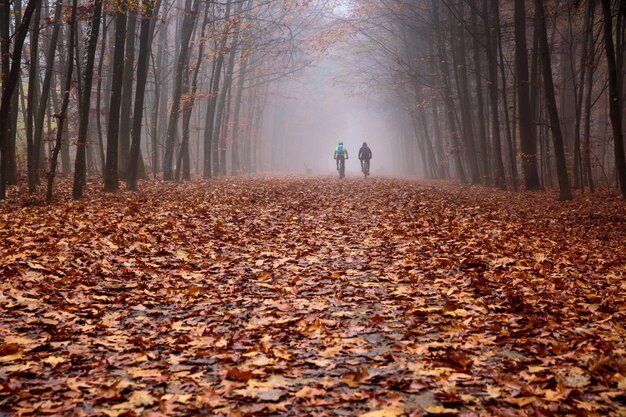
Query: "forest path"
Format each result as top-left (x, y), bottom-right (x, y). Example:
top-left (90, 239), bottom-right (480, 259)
top-left (1, 177), bottom-right (625, 416)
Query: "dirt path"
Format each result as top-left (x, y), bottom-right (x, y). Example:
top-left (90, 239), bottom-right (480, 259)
top-left (1, 177), bottom-right (625, 416)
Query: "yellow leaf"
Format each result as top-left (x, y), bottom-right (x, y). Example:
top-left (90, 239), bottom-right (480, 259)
top-left (424, 406), bottom-right (459, 414)
top-left (544, 389), bottom-right (569, 402)
top-left (42, 356), bottom-right (67, 364)
top-left (128, 368), bottom-right (162, 378)
top-left (129, 354), bottom-right (148, 365)
top-left (486, 385), bottom-right (502, 398)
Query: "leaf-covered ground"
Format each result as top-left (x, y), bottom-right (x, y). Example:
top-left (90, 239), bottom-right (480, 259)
top-left (1, 177), bottom-right (625, 417)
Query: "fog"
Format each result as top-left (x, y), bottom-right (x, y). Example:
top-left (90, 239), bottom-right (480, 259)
top-left (259, 51), bottom-right (405, 177)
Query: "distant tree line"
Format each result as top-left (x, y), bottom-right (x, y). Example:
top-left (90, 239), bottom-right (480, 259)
top-left (0, 0), bottom-right (326, 200)
top-left (350, 0), bottom-right (626, 200)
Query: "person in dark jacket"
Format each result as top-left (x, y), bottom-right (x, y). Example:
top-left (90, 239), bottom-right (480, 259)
top-left (358, 142), bottom-right (372, 176)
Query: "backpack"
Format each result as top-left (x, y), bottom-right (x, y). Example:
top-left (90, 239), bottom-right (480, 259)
top-left (337, 144), bottom-right (344, 155)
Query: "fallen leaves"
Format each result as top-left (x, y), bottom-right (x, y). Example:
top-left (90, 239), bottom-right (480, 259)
top-left (0, 178), bottom-right (625, 415)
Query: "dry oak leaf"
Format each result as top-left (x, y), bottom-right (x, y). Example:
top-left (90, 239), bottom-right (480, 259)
top-left (128, 368), bottom-right (162, 378)
top-left (226, 367), bottom-right (254, 382)
top-left (234, 386), bottom-right (286, 402)
top-left (129, 390), bottom-right (157, 407)
top-left (424, 406), bottom-right (459, 415)
top-left (41, 356), bottom-right (67, 364)
top-left (295, 386), bottom-right (326, 400)
top-left (0, 343), bottom-right (20, 356)
top-left (359, 409), bottom-right (400, 417)
top-left (0, 352), bottom-right (23, 363)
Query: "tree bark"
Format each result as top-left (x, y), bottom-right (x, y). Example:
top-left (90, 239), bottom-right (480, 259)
top-left (127, 0), bottom-right (161, 190)
top-left (432, 0), bottom-right (466, 183)
top-left (119, 10), bottom-right (137, 180)
top-left (72, 0), bottom-right (102, 198)
top-left (0, 0), bottom-right (40, 199)
top-left (514, 0), bottom-right (541, 190)
top-left (450, 0), bottom-right (480, 184)
top-left (601, 0), bottom-right (626, 199)
top-left (162, 0), bottom-right (199, 180)
top-left (535, 0), bottom-right (572, 200)
top-left (484, 0), bottom-right (506, 189)
top-left (47, 0), bottom-right (76, 202)
top-left (26, 1), bottom-right (42, 191)
top-left (583, 2), bottom-right (595, 193)
top-left (203, 0), bottom-right (232, 178)
top-left (104, 4), bottom-right (127, 192)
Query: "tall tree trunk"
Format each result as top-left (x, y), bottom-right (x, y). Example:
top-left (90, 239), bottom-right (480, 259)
top-left (450, 1), bottom-right (480, 184)
top-left (214, 0), bottom-right (244, 177)
top-left (0, 1), bottom-right (18, 187)
top-left (573, 0), bottom-right (593, 192)
top-left (485, 0), bottom-right (506, 189)
top-left (127, 0), bottom-right (161, 190)
top-left (34, 0), bottom-right (63, 190)
top-left (203, 0), bottom-right (232, 178)
top-left (151, 22), bottom-right (166, 177)
top-left (104, 4), bottom-right (127, 192)
top-left (432, 0), bottom-right (466, 183)
top-left (231, 50), bottom-right (250, 175)
top-left (496, 0), bottom-right (518, 190)
top-left (601, 0), bottom-right (626, 199)
top-left (515, 0), bottom-right (541, 190)
top-left (583, 1), bottom-right (596, 193)
top-left (0, 0), bottom-right (40, 199)
top-left (26, 1), bottom-right (42, 191)
top-left (162, 0), bottom-right (199, 180)
top-left (472, 0), bottom-right (490, 184)
top-left (119, 10), bottom-right (137, 180)
top-left (176, 3), bottom-right (208, 182)
top-left (72, 0), bottom-right (102, 198)
top-left (96, 13), bottom-right (107, 173)
top-left (535, 0), bottom-right (572, 200)
top-left (47, 0), bottom-right (76, 201)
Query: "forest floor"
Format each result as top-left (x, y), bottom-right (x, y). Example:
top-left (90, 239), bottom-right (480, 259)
top-left (0, 177), bottom-right (625, 417)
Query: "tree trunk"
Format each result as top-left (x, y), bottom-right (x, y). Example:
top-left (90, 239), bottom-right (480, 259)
top-left (0, 0), bottom-right (40, 199)
top-left (432, 0), bottom-right (466, 183)
top-left (96, 13), bottom-right (107, 174)
top-left (472, 0), bottom-right (490, 184)
top-left (484, 0), bottom-right (506, 189)
top-left (535, 0), bottom-right (572, 200)
top-left (515, 0), bottom-right (541, 190)
top-left (47, 0), bottom-right (76, 202)
top-left (450, 1), bottom-right (480, 184)
top-left (119, 10), bottom-right (137, 180)
top-left (127, 0), bottom-right (161, 190)
top-left (496, 1), bottom-right (518, 190)
top-left (573, 0), bottom-right (593, 192)
top-left (104, 4), bottom-right (127, 192)
top-left (162, 0), bottom-right (199, 180)
top-left (203, 0), bottom-right (232, 178)
top-left (231, 50), bottom-right (250, 175)
top-left (26, 1), bottom-right (42, 191)
top-left (601, 0), bottom-right (626, 199)
top-left (151, 22), bottom-right (166, 177)
top-left (176, 3), bottom-right (208, 182)
top-left (583, 2), bottom-right (596, 193)
top-left (72, 0), bottom-right (102, 198)
top-left (214, 0), bottom-right (244, 177)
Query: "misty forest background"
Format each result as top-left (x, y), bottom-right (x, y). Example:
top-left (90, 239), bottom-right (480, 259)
top-left (0, 0), bottom-right (625, 200)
